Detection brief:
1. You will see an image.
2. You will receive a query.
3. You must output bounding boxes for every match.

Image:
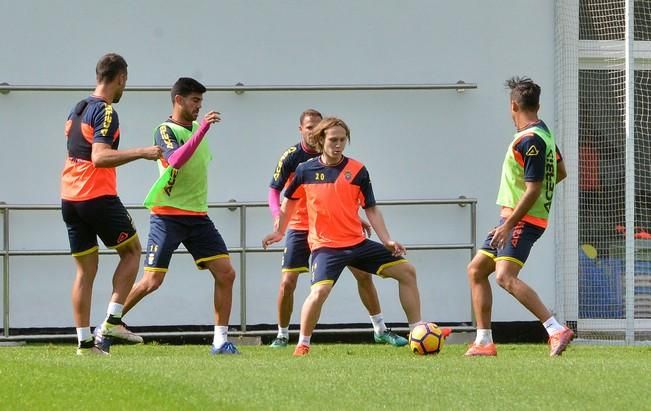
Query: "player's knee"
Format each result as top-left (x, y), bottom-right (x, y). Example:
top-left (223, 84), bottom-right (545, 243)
top-left (467, 263), bottom-right (486, 283)
top-left (132, 240), bottom-right (142, 254)
top-left (77, 262), bottom-right (99, 278)
top-left (384, 262), bottom-right (417, 285)
top-left (354, 273), bottom-right (373, 288)
top-left (75, 268), bottom-right (98, 284)
top-left (310, 285), bottom-right (332, 303)
top-left (206, 258), bottom-right (236, 285)
top-left (143, 276), bottom-right (164, 293)
top-left (214, 266), bottom-right (236, 286)
top-left (398, 263), bottom-right (417, 282)
top-left (118, 241), bottom-right (142, 262)
top-left (280, 275), bottom-right (298, 294)
top-left (495, 272), bottom-right (516, 292)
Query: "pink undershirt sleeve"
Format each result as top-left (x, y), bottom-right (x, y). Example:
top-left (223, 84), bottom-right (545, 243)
top-left (268, 187), bottom-right (281, 218)
top-left (167, 120), bottom-right (211, 168)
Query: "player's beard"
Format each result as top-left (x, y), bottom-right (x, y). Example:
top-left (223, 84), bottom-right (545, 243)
top-left (182, 108), bottom-right (198, 123)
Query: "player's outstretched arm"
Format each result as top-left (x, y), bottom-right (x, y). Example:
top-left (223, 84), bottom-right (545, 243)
top-left (262, 199), bottom-right (298, 249)
top-left (167, 111), bottom-right (221, 169)
top-left (364, 206), bottom-right (406, 256)
top-left (92, 142), bottom-right (162, 168)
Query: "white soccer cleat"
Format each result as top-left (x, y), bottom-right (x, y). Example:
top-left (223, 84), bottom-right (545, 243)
top-left (97, 322), bottom-right (144, 344)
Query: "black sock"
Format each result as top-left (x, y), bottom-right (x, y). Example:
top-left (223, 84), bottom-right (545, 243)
top-left (79, 338), bottom-right (95, 349)
top-left (106, 314), bottom-right (122, 325)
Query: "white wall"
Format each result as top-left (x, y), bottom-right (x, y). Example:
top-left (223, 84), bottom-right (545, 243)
top-left (0, 0), bottom-right (558, 329)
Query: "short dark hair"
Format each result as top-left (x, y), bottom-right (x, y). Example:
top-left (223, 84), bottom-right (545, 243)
top-left (96, 53), bottom-right (128, 83)
top-left (299, 109), bottom-right (322, 125)
top-left (505, 76), bottom-right (541, 111)
top-left (171, 77), bottom-right (207, 103)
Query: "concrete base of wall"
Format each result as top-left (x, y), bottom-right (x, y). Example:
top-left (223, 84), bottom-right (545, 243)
top-left (0, 321), bottom-right (549, 345)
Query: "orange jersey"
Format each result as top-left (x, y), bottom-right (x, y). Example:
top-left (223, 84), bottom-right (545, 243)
top-left (269, 141), bottom-right (320, 230)
top-left (61, 96), bottom-right (120, 201)
top-left (284, 156), bottom-right (375, 250)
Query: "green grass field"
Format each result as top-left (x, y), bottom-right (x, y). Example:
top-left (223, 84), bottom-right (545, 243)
top-left (1, 342), bottom-right (649, 410)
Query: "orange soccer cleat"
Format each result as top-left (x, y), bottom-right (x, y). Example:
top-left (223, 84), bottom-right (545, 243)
top-left (464, 342), bottom-right (497, 357)
top-left (440, 327), bottom-right (452, 339)
top-left (548, 326), bottom-right (574, 356)
top-left (293, 343), bottom-right (310, 357)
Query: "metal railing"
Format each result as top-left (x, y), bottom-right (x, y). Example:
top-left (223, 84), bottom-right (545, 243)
top-left (0, 198), bottom-right (477, 339)
top-left (0, 82), bottom-right (477, 95)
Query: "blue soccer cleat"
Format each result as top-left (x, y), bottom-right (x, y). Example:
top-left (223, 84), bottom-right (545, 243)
top-left (211, 341), bottom-right (240, 355)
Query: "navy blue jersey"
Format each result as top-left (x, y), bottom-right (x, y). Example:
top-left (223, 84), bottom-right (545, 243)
top-left (61, 95), bottom-right (121, 201)
top-left (153, 119), bottom-right (192, 161)
top-left (65, 95), bottom-right (120, 161)
top-left (269, 141), bottom-right (320, 230)
top-left (270, 142), bottom-right (320, 190)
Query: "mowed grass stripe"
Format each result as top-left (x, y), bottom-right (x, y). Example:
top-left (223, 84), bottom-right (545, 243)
top-left (0, 343), bottom-right (649, 410)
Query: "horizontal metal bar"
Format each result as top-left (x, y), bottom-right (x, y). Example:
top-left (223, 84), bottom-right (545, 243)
top-left (390, 243), bottom-right (475, 251)
top-left (249, 244), bottom-right (475, 253)
top-left (4, 249), bottom-right (248, 257)
top-left (0, 198), bottom-right (477, 211)
top-left (4, 244), bottom-right (473, 257)
top-left (0, 247), bottom-right (273, 257)
top-left (0, 82), bottom-right (477, 94)
top-left (375, 199), bottom-right (478, 206)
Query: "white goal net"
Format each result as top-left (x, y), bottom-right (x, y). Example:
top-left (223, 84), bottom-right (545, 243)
top-left (556, 0), bottom-right (651, 344)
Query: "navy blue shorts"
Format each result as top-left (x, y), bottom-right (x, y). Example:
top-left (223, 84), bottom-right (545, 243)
top-left (62, 195), bottom-right (138, 256)
top-left (145, 214), bottom-right (229, 271)
top-left (480, 218), bottom-right (545, 267)
top-left (281, 229), bottom-right (311, 273)
top-left (310, 239), bottom-right (407, 286)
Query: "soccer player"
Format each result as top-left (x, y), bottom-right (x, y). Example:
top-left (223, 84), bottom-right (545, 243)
top-left (267, 109), bottom-right (407, 348)
top-left (61, 53), bottom-right (162, 355)
top-left (465, 76), bottom-right (573, 357)
top-left (263, 117), bottom-right (431, 356)
top-left (104, 77), bottom-right (239, 355)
